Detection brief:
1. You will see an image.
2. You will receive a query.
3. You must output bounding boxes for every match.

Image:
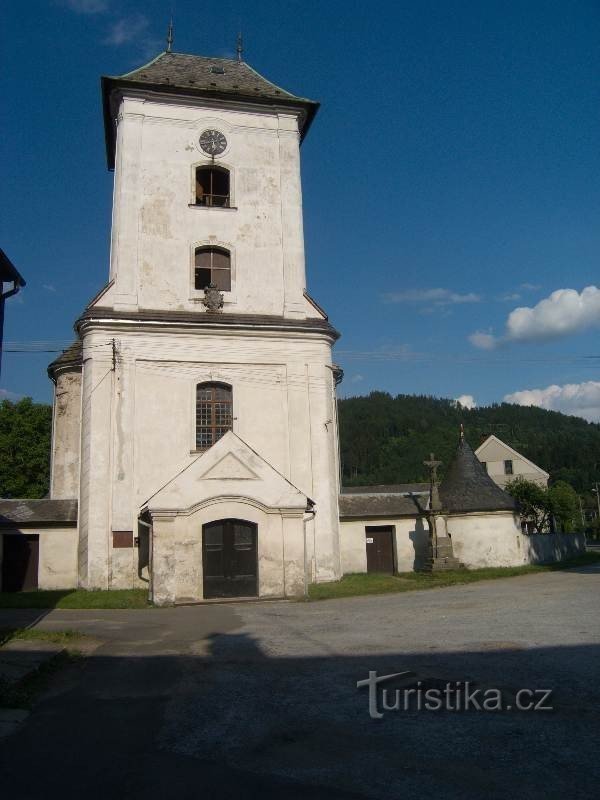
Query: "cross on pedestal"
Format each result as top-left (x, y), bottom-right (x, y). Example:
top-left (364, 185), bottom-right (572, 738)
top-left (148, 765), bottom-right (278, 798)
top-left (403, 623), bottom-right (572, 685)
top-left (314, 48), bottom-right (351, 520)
top-left (423, 452), bottom-right (442, 512)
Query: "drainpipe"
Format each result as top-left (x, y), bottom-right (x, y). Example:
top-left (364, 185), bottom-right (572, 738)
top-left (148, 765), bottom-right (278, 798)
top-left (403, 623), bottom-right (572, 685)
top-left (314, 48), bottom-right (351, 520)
top-left (303, 503), bottom-right (316, 597)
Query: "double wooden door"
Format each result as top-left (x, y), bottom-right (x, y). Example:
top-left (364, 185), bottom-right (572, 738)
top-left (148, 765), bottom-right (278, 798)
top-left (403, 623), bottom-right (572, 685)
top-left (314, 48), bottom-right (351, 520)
top-left (202, 519), bottom-right (258, 599)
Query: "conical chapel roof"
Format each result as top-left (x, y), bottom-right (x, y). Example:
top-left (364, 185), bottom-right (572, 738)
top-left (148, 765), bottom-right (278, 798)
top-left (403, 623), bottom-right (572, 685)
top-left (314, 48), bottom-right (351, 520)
top-left (101, 51), bottom-right (319, 168)
top-left (440, 436), bottom-right (517, 514)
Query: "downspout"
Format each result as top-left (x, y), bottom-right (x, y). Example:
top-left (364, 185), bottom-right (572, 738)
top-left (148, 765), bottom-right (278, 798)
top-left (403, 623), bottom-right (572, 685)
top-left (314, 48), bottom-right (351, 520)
top-left (303, 502), bottom-right (316, 596)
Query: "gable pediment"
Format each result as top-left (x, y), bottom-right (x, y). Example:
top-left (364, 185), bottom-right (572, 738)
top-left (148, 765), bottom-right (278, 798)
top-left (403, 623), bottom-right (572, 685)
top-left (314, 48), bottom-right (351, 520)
top-left (143, 431), bottom-right (307, 513)
top-left (199, 452), bottom-right (259, 481)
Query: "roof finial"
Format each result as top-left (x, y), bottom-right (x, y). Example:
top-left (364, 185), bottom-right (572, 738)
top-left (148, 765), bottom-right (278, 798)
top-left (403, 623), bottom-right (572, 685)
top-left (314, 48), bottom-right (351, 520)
top-left (459, 423), bottom-right (465, 443)
top-left (166, 17), bottom-right (174, 53)
top-left (236, 30), bottom-right (243, 62)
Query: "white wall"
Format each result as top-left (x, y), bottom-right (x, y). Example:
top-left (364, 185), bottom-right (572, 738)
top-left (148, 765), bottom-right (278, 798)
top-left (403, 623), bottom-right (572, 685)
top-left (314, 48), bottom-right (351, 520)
top-left (340, 512), bottom-right (586, 574)
top-left (340, 517), bottom-right (429, 574)
top-left (104, 96), bottom-right (317, 319)
top-left (50, 370), bottom-right (82, 500)
top-left (0, 529), bottom-right (78, 591)
top-left (77, 327), bottom-right (341, 590)
top-left (476, 438), bottom-right (548, 488)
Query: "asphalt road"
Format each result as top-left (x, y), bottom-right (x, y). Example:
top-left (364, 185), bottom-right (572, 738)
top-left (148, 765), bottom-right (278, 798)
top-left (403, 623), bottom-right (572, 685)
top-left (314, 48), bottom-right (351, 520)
top-left (1, 565), bottom-right (599, 800)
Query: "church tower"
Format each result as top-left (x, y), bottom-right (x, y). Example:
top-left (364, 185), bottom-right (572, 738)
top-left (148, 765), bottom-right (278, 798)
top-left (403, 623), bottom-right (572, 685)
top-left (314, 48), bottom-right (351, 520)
top-left (50, 47), bottom-right (342, 603)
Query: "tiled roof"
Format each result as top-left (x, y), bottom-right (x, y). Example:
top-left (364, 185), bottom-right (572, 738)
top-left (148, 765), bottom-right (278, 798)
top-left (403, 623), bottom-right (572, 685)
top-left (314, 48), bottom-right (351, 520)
top-left (47, 341), bottom-right (82, 379)
top-left (102, 51), bottom-right (319, 168)
top-left (0, 499), bottom-right (78, 527)
top-left (339, 493), bottom-right (424, 519)
top-left (440, 439), bottom-right (517, 513)
top-left (342, 483), bottom-right (429, 495)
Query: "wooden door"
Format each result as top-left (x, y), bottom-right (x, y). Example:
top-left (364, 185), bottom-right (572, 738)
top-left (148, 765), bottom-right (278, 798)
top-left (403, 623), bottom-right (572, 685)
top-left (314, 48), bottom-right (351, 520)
top-left (202, 520), bottom-right (258, 599)
top-left (1, 534), bottom-right (39, 591)
top-left (365, 526), bottom-right (394, 574)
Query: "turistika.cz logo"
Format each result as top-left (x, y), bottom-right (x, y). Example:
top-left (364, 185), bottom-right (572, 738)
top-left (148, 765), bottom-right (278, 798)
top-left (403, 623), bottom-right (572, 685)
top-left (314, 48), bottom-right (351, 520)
top-left (356, 671), bottom-right (553, 719)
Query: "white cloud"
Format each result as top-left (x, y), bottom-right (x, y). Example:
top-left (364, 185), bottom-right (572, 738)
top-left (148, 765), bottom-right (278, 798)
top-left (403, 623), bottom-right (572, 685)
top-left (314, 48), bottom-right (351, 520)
top-left (498, 292), bottom-right (521, 302)
top-left (65, 0), bottom-right (108, 13)
top-left (383, 288), bottom-right (481, 306)
top-left (350, 374), bottom-right (364, 384)
top-left (455, 394), bottom-right (476, 410)
top-left (43, 284), bottom-right (57, 293)
top-left (103, 14), bottom-right (149, 46)
top-left (520, 282), bottom-right (541, 291)
top-left (505, 381), bottom-right (600, 423)
top-left (468, 331), bottom-right (497, 350)
top-left (470, 285), bottom-right (600, 349)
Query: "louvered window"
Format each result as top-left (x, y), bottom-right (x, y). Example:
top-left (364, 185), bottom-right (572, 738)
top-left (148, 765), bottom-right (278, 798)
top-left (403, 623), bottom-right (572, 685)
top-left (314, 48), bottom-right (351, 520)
top-left (196, 383), bottom-right (233, 450)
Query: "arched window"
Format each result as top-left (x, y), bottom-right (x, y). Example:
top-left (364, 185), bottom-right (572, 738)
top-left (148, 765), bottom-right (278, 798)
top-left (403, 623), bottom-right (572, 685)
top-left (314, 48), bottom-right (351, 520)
top-left (196, 382), bottom-right (233, 450)
top-left (194, 246), bottom-right (231, 292)
top-left (196, 166), bottom-right (230, 207)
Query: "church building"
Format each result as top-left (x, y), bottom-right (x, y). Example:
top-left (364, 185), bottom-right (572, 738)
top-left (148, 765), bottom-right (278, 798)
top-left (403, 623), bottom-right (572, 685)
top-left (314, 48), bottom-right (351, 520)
top-left (0, 47), bottom-right (584, 600)
top-left (45, 48), bottom-right (342, 604)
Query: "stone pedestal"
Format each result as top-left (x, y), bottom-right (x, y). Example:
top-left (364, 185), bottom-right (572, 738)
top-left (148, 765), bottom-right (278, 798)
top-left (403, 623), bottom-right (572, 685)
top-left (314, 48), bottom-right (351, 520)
top-left (423, 536), bottom-right (465, 572)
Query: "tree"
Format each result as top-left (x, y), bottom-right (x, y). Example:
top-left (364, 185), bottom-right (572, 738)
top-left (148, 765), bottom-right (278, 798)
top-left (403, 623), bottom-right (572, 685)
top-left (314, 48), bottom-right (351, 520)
top-left (547, 481), bottom-right (580, 533)
top-left (505, 477), bottom-right (551, 533)
top-left (0, 398), bottom-right (52, 498)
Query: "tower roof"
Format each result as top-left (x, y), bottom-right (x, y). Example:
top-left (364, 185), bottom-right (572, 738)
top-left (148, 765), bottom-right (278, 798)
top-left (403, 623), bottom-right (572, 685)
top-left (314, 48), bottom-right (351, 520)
top-left (101, 51), bottom-right (320, 169)
top-left (440, 436), bottom-right (517, 514)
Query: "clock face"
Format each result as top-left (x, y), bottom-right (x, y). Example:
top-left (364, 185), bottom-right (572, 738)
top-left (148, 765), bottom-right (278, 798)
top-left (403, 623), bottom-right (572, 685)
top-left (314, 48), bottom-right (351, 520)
top-left (199, 129), bottom-right (227, 155)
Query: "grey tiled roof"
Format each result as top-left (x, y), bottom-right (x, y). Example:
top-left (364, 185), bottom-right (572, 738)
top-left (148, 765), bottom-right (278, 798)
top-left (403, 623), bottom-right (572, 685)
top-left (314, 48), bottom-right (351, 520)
top-left (102, 51), bottom-right (319, 168)
top-left (0, 499), bottom-right (78, 527)
top-left (120, 52), bottom-right (314, 103)
top-left (47, 341), bottom-right (82, 379)
top-left (339, 493), bottom-right (424, 519)
top-left (440, 439), bottom-right (517, 513)
top-left (342, 483), bottom-right (429, 495)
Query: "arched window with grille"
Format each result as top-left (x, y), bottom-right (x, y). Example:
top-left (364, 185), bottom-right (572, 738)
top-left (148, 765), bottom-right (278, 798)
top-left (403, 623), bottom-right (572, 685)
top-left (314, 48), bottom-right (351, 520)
top-left (196, 382), bottom-right (233, 450)
top-left (194, 246), bottom-right (231, 292)
top-left (195, 166), bottom-right (230, 207)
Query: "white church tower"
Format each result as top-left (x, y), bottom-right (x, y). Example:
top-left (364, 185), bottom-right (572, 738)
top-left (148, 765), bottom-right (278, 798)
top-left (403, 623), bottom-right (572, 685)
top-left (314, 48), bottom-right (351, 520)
top-left (48, 45), bottom-right (342, 603)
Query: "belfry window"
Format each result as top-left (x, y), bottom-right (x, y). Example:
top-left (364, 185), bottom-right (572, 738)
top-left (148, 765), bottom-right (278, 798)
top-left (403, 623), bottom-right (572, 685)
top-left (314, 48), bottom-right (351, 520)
top-left (194, 246), bottom-right (231, 291)
top-left (195, 166), bottom-right (230, 207)
top-left (196, 383), bottom-right (233, 450)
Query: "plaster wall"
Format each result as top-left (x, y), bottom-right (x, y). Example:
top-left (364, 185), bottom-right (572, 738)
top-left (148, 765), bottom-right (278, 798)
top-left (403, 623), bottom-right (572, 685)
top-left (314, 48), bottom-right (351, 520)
top-left (476, 439), bottom-right (548, 488)
top-left (340, 517), bottom-right (429, 574)
top-left (104, 96), bottom-right (316, 319)
top-left (50, 370), bottom-right (82, 500)
top-left (150, 499), bottom-right (305, 605)
top-left (77, 327), bottom-right (340, 590)
top-left (0, 528), bottom-right (78, 590)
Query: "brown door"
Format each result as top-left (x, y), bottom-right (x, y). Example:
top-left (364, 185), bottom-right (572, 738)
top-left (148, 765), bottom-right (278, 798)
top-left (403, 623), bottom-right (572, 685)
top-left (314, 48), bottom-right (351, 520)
top-left (365, 526), bottom-right (395, 573)
top-left (202, 520), bottom-right (258, 599)
top-left (1, 534), bottom-right (39, 591)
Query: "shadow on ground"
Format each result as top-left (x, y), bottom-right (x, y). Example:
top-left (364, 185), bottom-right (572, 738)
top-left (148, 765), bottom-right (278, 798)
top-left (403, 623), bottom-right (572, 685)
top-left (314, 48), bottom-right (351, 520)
top-left (0, 623), bottom-right (598, 800)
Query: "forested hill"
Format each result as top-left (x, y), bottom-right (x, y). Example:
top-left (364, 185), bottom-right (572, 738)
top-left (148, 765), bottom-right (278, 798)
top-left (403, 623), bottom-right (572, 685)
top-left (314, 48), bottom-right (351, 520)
top-left (338, 393), bottom-right (600, 491)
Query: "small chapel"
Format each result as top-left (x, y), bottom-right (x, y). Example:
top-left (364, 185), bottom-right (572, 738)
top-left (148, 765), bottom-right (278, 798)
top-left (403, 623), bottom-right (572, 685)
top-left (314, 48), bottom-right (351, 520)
top-left (0, 46), bottom-right (583, 601)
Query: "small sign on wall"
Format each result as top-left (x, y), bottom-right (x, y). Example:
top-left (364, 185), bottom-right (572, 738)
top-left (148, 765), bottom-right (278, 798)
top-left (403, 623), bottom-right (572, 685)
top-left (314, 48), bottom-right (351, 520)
top-left (366, 537), bottom-right (374, 544)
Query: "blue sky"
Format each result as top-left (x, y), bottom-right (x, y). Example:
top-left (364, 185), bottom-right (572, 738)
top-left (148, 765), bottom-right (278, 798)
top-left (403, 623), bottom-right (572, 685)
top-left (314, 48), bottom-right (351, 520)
top-left (2, 0), bottom-right (599, 420)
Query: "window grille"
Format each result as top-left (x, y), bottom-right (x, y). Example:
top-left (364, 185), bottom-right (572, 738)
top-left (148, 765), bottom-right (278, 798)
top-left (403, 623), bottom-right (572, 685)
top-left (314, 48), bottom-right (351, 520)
top-left (196, 383), bottom-right (233, 450)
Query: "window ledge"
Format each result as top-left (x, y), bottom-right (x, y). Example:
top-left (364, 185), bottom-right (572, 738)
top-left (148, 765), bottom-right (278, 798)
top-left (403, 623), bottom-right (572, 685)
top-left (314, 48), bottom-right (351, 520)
top-left (188, 204), bottom-right (238, 211)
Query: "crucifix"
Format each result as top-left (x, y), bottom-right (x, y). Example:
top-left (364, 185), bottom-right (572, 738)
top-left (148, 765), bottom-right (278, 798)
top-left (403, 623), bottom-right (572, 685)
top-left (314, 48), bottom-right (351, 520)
top-left (423, 452), bottom-right (442, 512)
top-left (423, 452), bottom-right (443, 555)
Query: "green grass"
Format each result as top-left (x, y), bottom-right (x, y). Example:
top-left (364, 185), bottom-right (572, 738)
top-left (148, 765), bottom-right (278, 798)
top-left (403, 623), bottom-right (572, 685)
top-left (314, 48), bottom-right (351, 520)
top-left (0, 627), bottom-right (86, 646)
top-left (0, 589), bottom-right (150, 609)
top-left (307, 551), bottom-right (600, 601)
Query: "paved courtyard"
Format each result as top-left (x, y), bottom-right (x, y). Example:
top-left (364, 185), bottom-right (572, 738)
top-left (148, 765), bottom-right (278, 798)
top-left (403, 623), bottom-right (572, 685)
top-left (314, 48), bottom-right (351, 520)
top-left (1, 565), bottom-right (599, 799)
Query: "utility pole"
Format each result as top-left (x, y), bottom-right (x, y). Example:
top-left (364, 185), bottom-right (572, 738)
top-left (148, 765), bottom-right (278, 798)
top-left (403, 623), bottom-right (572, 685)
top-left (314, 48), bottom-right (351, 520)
top-left (593, 482), bottom-right (600, 520)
